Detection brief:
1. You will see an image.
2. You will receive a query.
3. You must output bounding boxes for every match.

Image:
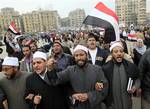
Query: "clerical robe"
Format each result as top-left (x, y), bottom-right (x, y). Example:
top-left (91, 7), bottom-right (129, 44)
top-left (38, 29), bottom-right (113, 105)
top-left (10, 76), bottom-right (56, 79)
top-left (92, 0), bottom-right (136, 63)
top-left (102, 59), bottom-right (139, 109)
top-left (49, 63), bottom-right (108, 109)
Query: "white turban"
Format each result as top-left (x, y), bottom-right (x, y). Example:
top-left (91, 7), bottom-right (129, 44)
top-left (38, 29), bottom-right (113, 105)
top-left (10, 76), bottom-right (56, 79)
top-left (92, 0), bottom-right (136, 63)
top-left (73, 45), bottom-right (88, 54)
top-left (110, 42), bottom-right (123, 52)
top-left (33, 51), bottom-right (47, 61)
top-left (2, 57), bottom-right (19, 66)
top-left (137, 39), bottom-right (143, 43)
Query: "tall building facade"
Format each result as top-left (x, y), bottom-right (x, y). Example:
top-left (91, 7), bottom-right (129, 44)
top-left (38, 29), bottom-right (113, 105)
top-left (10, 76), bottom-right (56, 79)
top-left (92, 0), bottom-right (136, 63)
top-left (0, 8), bottom-right (21, 34)
top-left (116, 0), bottom-right (146, 27)
top-left (68, 9), bottom-right (86, 29)
top-left (61, 17), bottom-right (70, 27)
top-left (22, 10), bottom-right (60, 33)
top-left (146, 13), bottom-right (150, 20)
top-left (137, 0), bottom-right (146, 25)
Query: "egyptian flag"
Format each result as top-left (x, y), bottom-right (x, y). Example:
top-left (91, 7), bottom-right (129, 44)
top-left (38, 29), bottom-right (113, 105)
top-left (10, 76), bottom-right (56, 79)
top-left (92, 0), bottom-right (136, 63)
top-left (8, 21), bottom-right (21, 35)
top-left (127, 34), bottom-right (137, 41)
top-left (83, 0), bottom-right (120, 42)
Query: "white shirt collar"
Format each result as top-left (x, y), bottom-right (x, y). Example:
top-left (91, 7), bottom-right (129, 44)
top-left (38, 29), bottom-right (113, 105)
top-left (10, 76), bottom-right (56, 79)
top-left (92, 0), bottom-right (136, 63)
top-left (88, 48), bottom-right (97, 65)
top-left (39, 68), bottom-right (47, 80)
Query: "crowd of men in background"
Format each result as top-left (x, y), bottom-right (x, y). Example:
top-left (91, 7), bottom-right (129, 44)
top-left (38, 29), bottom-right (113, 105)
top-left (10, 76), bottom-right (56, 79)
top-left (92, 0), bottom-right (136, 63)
top-left (0, 26), bottom-right (150, 109)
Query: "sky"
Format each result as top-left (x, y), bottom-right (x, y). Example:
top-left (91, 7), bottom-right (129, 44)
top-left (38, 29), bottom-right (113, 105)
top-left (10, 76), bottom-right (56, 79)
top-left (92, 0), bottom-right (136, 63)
top-left (0, 0), bottom-right (93, 18)
top-left (0, 0), bottom-right (150, 18)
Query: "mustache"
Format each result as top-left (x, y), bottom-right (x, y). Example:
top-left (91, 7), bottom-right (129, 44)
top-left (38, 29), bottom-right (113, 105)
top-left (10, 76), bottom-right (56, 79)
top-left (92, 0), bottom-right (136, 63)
top-left (90, 43), bottom-right (95, 45)
top-left (116, 56), bottom-right (123, 58)
top-left (76, 59), bottom-right (87, 62)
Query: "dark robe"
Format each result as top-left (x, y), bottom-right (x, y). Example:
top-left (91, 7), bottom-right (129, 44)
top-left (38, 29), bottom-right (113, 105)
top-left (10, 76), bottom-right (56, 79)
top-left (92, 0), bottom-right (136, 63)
top-left (0, 72), bottom-right (29, 109)
top-left (49, 63), bottom-right (108, 109)
top-left (0, 88), bottom-right (5, 109)
top-left (112, 64), bottom-right (132, 109)
top-left (25, 71), bottom-right (68, 109)
top-left (102, 59), bottom-right (139, 109)
top-left (133, 49), bottom-right (142, 65)
top-left (53, 53), bottom-right (75, 108)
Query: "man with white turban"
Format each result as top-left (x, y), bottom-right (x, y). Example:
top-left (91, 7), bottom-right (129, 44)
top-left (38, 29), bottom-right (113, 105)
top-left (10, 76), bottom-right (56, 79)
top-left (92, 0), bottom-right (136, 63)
top-left (48, 44), bottom-right (108, 109)
top-left (97, 42), bottom-right (140, 109)
top-left (0, 57), bottom-right (30, 109)
top-left (25, 51), bottom-right (68, 109)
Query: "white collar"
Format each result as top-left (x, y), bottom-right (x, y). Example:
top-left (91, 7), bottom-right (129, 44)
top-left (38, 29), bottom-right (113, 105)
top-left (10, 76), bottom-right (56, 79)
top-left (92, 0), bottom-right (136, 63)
top-left (88, 47), bottom-right (97, 53)
top-left (39, 68), bottom-right (47, 80)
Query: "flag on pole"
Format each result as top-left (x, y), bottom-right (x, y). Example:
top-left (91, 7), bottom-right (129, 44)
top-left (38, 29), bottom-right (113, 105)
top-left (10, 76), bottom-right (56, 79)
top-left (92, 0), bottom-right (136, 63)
top-left (83, 0), bottom-right (120, 42)
top-left (8, 21), bottom-right (21, 35)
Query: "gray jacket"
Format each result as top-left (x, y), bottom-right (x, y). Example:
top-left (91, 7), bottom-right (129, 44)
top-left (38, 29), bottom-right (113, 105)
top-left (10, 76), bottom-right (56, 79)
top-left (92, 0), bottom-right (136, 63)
top-left (0, 72), bottom-right (30, 109)
top-left (50, 63), bottom-right (108, 109)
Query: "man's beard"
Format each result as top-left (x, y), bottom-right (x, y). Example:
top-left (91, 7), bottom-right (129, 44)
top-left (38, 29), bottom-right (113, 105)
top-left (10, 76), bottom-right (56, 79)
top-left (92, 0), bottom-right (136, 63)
top-left (76, 59), bottom-right (87, 67)
top-left (5, 73), bottom-right (16, 79)
top-left (54, 51), bottom-right (62, 57)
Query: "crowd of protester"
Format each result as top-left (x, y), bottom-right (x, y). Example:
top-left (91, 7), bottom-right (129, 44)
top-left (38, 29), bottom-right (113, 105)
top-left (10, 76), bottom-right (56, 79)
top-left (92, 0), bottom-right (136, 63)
top-left (0, 26), bottom-right (150, 109)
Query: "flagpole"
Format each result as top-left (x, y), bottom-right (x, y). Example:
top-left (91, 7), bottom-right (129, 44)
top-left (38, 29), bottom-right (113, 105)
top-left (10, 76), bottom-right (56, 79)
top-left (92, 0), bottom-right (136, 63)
top-left (79, 16), bottom-right (88, 32)
top-left (79, 23), bottom-right (83, 32)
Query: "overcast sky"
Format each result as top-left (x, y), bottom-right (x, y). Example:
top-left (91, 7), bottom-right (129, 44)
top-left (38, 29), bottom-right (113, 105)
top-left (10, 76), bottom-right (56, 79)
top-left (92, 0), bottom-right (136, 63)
top-left (0, 0), bottom-right (150, 18)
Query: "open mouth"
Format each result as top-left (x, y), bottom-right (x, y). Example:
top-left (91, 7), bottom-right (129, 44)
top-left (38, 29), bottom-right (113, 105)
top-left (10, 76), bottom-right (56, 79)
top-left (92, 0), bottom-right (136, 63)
top-left (116, 57), bottom-right (123, 61)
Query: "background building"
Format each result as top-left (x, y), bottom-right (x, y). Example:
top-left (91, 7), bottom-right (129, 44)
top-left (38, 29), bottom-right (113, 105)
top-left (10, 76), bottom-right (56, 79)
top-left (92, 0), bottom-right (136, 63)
top-left (0, 8), bottom-right (21, 34)
top-left (68, 9), bottom-right (86, 30)
top-left (61, 17), bottom-right (70, 27)
top-left (137, 0), bottom-right (146, 25)
top-left (0, 7), bottom-right (86, 34)
top-left (145, 12), bottom-right (150, 27)
top-left (22, 10), bottom-right (60, 33)
top-left (116, 0), bottom-right (146, 27)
